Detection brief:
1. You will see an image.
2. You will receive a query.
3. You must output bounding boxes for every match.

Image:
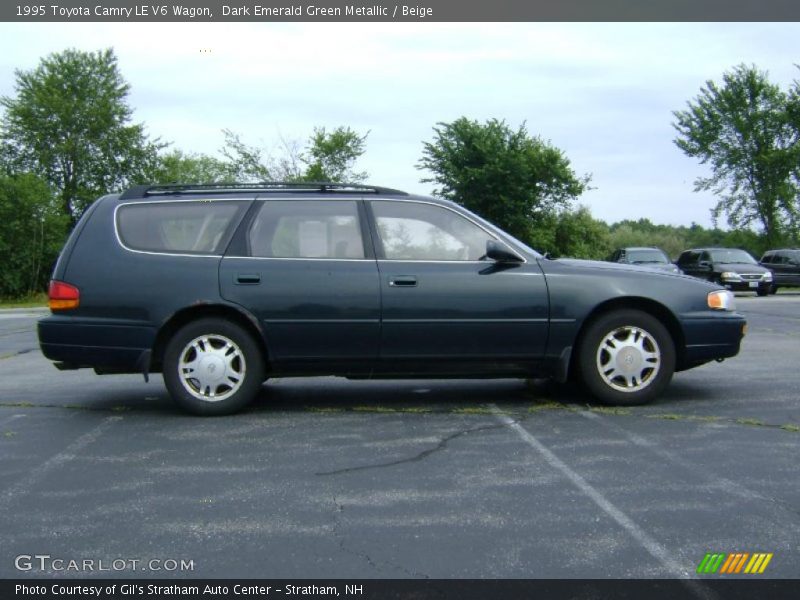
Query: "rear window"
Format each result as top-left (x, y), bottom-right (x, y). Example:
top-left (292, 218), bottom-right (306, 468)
top-left (116, 201), bottom-right (248, 255)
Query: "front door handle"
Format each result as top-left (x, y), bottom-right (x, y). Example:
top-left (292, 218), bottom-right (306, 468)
top-left (389, 276), bottom-right (417, 287)
top-left (236, 273), bottom-right (261, 285)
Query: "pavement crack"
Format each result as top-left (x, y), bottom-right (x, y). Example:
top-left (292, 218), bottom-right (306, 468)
top-left (0, 348), bottom-right (35, 360)
top-left (328, 494), bottom-right (429, 578)
top-left (316, 422), bottom-right (507, 476)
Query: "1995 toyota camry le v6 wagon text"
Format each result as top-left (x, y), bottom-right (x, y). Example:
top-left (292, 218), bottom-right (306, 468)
top-left (38, 183), bottom-right (747, 415)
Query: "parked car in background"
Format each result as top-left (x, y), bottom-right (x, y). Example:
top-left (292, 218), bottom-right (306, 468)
top-left (759, 249), bottom-right (800, 294)
top-left (677, 247), bottom-right (772, 296)
top-left (38, 182), bottom-right (747, 415)
top-left (606, 247), bottom-right (681, 274)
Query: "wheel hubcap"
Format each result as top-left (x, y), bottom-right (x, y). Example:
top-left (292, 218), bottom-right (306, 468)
top-left (596, 326), bottom-right (661, 393)
top-left (178, 334), bottom-right (246, 402)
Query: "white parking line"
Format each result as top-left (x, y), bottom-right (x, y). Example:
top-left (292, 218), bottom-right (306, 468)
top-left (0, 413), bottom-right (26, 427)
top-left (490, 405), bottom-right (714, 597)
top-left (0, 416), bottom-right (122, 510)
top-left (0, 312), bottom-right (46, 320)
top-left (579, 411), bottom-right (767, 501)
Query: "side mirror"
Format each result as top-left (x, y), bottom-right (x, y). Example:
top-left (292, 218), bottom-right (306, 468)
top-left (486, 240), bottom-right (523, 263)
top-left (698, 260), bottom-right (712, 270)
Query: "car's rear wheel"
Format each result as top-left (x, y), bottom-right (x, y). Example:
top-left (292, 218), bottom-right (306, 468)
top-left (163, 318), bottom-right (265, 415)
top-left (578, 310), bottom-right (675, 406)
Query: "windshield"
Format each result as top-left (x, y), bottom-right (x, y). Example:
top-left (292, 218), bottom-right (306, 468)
top-left (709, 249), bottom-right (757, 264)
top-left (626, 249), bottom-right (669, 264)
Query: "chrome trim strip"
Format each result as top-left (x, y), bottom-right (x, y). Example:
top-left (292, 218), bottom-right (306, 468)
top-left (224, 256), bottom-right (375, 262)
top-left (265, 319), bottom-right (380, 324)
top-left (382, 318), bottom-right (548, 323)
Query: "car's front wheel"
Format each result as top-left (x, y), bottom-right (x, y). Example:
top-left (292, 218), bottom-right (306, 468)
top-left (163, 318), bottom-right (265, 415)
top-left (577, 310), bottom-right (675, 406)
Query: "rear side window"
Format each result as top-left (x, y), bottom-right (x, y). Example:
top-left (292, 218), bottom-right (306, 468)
top-left (117, 200), bottom-right (247, 254)
top-left (248, 200), bottom-right (365, 259)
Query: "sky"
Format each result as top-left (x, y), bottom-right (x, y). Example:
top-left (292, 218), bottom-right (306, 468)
top-left (1, 22), bottom-right (798, 228)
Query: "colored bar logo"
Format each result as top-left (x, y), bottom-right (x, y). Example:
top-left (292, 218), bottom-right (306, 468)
top-left (697, 552), bottom-right (773, 574)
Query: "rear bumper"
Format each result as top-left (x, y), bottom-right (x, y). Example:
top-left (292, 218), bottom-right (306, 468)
top-left (38, 316), bottom-right (154, 369)
top-left (679, 312), bottom-right (747, 368)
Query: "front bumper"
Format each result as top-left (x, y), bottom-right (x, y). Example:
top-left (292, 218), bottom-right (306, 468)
top-left (720, 280), bottom-right (770, 293)
top-left (679, 311), bottom-right (747, 368)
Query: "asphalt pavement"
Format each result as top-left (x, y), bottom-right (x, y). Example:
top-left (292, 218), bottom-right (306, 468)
top-left (0, 294), bottom-right (798, 579)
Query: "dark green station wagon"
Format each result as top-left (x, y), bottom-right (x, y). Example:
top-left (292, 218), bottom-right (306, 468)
top-left (38, 183), bottom-right (746, 415)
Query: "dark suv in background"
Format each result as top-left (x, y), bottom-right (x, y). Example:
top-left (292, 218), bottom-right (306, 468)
top-left (677, 247), bottom-right (772, 296)
top-left (38, 183), bottom-right (746, 415)
top-left (759, 249), bottom-right (800, 294)
top-left (606, 247), bottom-right (681, 274)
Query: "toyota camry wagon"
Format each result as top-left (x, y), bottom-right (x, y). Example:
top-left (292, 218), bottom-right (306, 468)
top-left (38, 183), bottom-right (747, 415)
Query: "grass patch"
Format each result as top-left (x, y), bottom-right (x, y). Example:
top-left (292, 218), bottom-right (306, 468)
top-left (352, 406), bottom-right (398, 413)
top-left (450, 406), bottom-right (496, 415)
top-left (528, 401), bottom-right (569, 413)
top-left (306, 407), bottom-right (345, 413)
top-left (735, 418), bottom-right (766, 427)
top-left (3, 431), bottom-right (16, 438)
top-left (589, 406), bottom-right (633, 416)
top-left (647, 413), bottom-right (684, 421)
top-left (0, 293), bottom-right (48, 309)
top-left (780, 423), bottom-right (800, 433)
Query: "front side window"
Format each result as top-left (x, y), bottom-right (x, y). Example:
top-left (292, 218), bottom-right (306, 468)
top-left (371, 201), bottom-right (493, 261)
top-left (117, 200), bottom-right (246, 254)
top-left (249, 200), bottom-right (365, 259)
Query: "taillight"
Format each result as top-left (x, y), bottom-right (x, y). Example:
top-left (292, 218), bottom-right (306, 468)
top-left (48, 280), bottom-right (80, 311)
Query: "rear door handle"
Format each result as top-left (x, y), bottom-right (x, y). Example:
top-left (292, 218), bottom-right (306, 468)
top-left (389, 276), bottom-right (417, 287)
top-left (236, 273), bottom-right (261, 285)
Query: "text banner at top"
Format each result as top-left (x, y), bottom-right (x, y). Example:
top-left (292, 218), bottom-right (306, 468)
top-left (5, 0), bottom-right (800, 22)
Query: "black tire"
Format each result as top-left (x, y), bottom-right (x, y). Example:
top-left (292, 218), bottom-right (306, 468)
top-left (163, 318), bottom-right (265, 416)
top-left (756, 287), bottom-right (769, 297)
top-left (769, 285), bottom-right (778, 295)
top-left (577, 310), bottom-right (675, 406)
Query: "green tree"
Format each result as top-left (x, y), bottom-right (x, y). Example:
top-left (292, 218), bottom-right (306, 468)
top-left (418, 117), bottom-right (590, 245)
top-left (550, 206), bottom-right (611, 259)
top-left (151, 149), bottom-right (234, 184)
top-left (219, 126), bottom-right (368, 183)
top-left (219, 129), bottom-right (274, 182)
top-left (0, 173), bottom-right (67, 298)
top-left (0, 48), bottom-right (163, 225)
top-left (300, 126), bottom-right (368, 183)
top-left (673, 64), bottom-right (800, 247)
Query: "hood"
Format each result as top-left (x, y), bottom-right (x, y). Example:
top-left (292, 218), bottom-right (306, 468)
top-left (713, 262), bottom-right (769, 273)
top-left (553, 258), bottom-right (689, 279)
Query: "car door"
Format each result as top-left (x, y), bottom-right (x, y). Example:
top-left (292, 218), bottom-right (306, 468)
top-left (678, 250), bottom-right (702, 279)
top-left (367, 200), bottom-right (549, 372)
top-left (219, 198), bottom-right (380, 373)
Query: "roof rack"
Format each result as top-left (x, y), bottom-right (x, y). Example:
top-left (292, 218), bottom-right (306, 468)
top-left (119, 182), bottom-right (409, 199)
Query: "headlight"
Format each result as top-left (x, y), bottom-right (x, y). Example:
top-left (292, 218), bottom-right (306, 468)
top-left (720, 271), bottom-right (741, 281)
top-left (708, 290), bottom-right (736, 311)
top-left (762, 272), bottom-right (773, 282)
